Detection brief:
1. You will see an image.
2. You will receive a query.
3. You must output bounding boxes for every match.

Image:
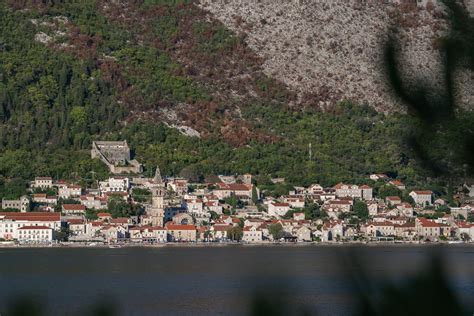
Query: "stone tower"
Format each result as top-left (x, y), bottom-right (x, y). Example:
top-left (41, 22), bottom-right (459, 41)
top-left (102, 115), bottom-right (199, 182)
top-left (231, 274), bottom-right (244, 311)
top-left (147, 166), bottom-right (165, 226)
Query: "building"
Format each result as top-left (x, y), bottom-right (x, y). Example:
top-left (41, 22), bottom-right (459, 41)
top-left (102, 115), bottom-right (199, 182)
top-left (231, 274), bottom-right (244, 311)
top-left (386, 196), bottom-right (402, 206)
top-left (282, 195), bottom-right (305, 208)
top-left (0, 212), bottom-right (61, 240)
top-left (242, 226), bottom-right (263, 243)
top-left (146, 167), bottom-right (165, 227)
top-left (367, 201), bottom-right (378, 216)
top-left (389, 180), bottom-right (406, 190)
top-left (293, 225), bottom-right (311, 242)
top-left (366, 222), bottom-right (395, 237)
top-left (99, 177), bottom-right (130, 193)
top-left (325, 200), bottom-right (352, 213)
top-left (32, 177), bottom-right (53, 189)
top-left (1, 196), bottom-right (30, 212)
top-left (370, 174), bottom-right (388, 181)
top-left (91, 141), bottom-right (142, 174)
top-left (334, 183), bottom-right (372, 200)
top-left (213, 183), bottom-right (258, 201)
top-left (267, 202), bottom-right (291, 217)
top-left (211, 225), bottom-right (232, 240)
top-left (450, 206), bottom-right (472, 219)
top-left (80, 195), bottom-right (108, 210)
top-left (166, 224), bottom-right (197, 242)
top-left (167, 178), bottom-right (188, 196)
top-left (62, 204), bottom-right (86, 215)
top-left (415, 218), bottom-right (441, 239)
top-left (321, 220), bottom-right (344, 242)
top-left (97, 212), bottom-right (112, 221)
top-left (58, 184), bottom-right (82, 199)
top-left (32, 194), bottom-right (58, 205)
top-left (185, 199), bottom-right (204, 214)
top-left (409, 191), bottom-right (433, 206)
top-left (293, 212), bottom-right (305, 221)
top-left (65, 218), bottom-right (87, 236)
top-left (204, 200), bottom-right (223, 214)
top-left (17, 226), bottom-right (53, 243)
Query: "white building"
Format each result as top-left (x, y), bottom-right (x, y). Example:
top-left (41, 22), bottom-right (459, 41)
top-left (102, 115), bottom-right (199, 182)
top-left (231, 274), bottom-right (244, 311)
top-left (99, 177), bottom-right (130, 193)
top-left (267, 202), bottom-right (291, 217)
top-left (334, 183), bottom-right (373, 200)
top-left (17, 226), bottom-right (53, 243)
top-left (167, 179), bottom-right (188, 196)
top-left (0, 212), bottom-right (61, 240)
top-left (409, 191), bottom-right (433, 206)
top-left (62, 204), bottom-right (86, 215)
top-left (242, 226), bottom-right (262, 243)
top-left (58, 184), bottom-right (82, 199)
top-left (32, 194), bottom-right (58, 205)
top-left (282, 195), bottom-right (305, 208)
top-left (185, 199), bottom-right (204, 214)
top-left (32, 177), bottom-right (53, 189)
top-left (366, 222), bottom-right (395, 237)
top-left (80, 195), bottom-right (108, 210)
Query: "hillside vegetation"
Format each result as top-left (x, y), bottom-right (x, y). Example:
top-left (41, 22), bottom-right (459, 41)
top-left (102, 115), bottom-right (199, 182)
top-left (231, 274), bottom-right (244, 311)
top-left (0, 0), bottom-right (472, 198)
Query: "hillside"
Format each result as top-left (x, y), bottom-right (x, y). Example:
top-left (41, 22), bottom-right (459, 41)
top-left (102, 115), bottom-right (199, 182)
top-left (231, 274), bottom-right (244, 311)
top-left (199, 0), bottom-right (472, 111)
top-left (0, 0), bottom-right (472, 198)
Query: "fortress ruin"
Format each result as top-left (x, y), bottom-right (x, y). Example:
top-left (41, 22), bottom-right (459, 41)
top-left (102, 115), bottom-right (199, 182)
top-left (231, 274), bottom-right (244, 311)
top-left (91, 141), bottom-right (143, 174)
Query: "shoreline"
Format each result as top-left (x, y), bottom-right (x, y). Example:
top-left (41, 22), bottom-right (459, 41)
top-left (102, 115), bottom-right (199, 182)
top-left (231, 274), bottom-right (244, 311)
top-left (1, 241), bottom-right (472, 249)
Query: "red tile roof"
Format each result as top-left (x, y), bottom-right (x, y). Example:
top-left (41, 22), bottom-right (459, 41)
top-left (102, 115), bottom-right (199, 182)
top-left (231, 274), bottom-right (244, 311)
top-left (166, 224), bottom-right (196, 231)
top-left (390, 180), bottom-right (404, 186)
top-left (417, 218), bottom-right (441, 227)
top-left (217, 183), bottom-right (252, 191)
top-left (67, 219), bottom-right (85, 224)
top-left (271, 202), bottom-right (290, 207)
top-left (213, 225), bottom-right (232, 231)
top-left (110, 218), bottom-right (130, 224)
top-left (62, 204), bottom-right (85, 211)
top-left (412, 190), bottom-right (433, 195)
top-left (0, 212), bottom-right (60, 221)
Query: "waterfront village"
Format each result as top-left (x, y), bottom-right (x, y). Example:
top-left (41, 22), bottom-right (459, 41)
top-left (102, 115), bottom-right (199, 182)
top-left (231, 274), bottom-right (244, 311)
top-left (1, 141), bottom-right (474, 246)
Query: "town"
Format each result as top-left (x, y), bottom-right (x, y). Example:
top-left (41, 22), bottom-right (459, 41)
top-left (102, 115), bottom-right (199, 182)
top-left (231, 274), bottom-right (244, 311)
top-left (1, 141), bottom-right (474, 246)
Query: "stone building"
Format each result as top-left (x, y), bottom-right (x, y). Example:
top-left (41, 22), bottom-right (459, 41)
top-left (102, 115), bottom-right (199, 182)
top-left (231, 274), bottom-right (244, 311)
top-left (146, 167), bottom-right (165, 227)
top-left (91, 141), bottom-right (143, 174)
top-left (1, 196), bottom-right (30, 212)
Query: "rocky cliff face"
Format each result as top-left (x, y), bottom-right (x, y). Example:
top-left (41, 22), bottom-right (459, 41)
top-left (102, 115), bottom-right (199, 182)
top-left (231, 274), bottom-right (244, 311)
top-left (198, 0), bottom-right (472, 111)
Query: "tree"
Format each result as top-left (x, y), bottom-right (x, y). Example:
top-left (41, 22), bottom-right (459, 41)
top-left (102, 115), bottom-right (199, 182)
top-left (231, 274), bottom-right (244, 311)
top-left (268, 223), bottom-right (285, 240)
top-left (55, 227), bottom-right (70, 242)
top-left (460, 233), bottom-right (471, 242)
top-left (209, 211), bottom-right (219, 220)
top-left (353, 200), bottom-right (369, 219)
top-left (251, 186), bottom-right (259, 204)
top-left (132, 188), bottom-right (151, 203)
top-left (228, 226), bottom-right (242, 241)
top-left (85, 208), bottom-right (99, 220)
top-left (283, 209), bottom-right (300, 219)
top-left (378, 185), bottom-right (402, 199)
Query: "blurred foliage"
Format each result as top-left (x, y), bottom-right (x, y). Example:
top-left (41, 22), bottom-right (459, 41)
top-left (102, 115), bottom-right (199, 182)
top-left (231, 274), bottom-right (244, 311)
top-left (384, 0), bottom-right (474, 178)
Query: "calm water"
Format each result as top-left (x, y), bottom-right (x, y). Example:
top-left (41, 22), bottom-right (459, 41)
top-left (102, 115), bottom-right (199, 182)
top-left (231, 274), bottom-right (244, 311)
top-left (0, 245), bottom-right (473, 315)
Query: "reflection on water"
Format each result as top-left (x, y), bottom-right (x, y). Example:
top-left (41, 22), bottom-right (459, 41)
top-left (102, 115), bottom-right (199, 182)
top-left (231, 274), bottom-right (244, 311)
top-left (0, 246), bottom-right (473, 315)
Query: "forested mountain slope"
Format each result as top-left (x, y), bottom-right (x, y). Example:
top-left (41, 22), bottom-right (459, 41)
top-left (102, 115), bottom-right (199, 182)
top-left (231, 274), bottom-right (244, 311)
top-left (0, 0), bottom-right (472, 199)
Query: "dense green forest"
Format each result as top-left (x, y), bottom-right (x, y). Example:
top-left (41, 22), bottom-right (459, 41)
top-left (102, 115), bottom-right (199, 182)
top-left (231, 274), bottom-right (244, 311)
top-left (0, 1), bottom-right (472, 199)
